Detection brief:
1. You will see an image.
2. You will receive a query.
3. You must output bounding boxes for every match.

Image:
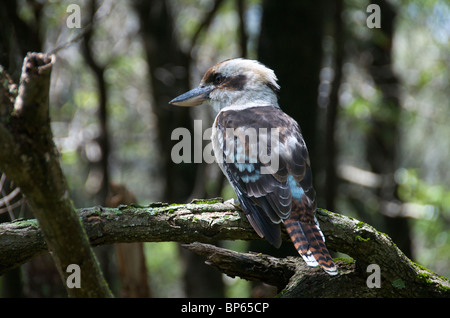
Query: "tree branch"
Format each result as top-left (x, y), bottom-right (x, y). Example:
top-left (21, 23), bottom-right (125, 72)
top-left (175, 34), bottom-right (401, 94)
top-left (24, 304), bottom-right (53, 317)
top-left (0, 53), bottom-right (112, 297)
top-left (1, 199), bottom-right (448, 297)
top-left (0, 199), bottom-right (254, 274)
top-left (181, 242), bottom-right (298, 290)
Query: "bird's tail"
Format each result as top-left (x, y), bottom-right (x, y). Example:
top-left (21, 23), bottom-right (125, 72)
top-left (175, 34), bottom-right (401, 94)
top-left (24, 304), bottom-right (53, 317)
top-left (283, 199), bottom-right (338, 276)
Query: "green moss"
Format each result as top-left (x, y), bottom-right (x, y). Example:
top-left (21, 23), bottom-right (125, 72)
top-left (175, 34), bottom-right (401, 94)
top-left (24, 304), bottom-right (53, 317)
top-left (11, 219), bottom-right (39, 229)
top-left (334, 257), bottom-right (355, 265)
top-left (376, 230), bottom-right (390, 238)
top-left (80, 207), bottom-right (103, 216)
top-left (392, 279), bottom-right (406, 289)
top-left (150, 206), bottom-right (175, 215)
top-left (190, 198), bottom-right (223, 205)
top-left (356, 221), bottom-right (365, 228)
top-left (438, 284), bottom-right (450, 293)
top-left (275, 288), bottom-right (287, 298)
top-left (417, 272), bottom-right (432, 282)
top-left (414, 265), bottom-right (450, 294)
top-left (355, 235), bottom-right (370, 242)
top-left (413, 262), bottom-right (432, 273)
top-left (317, 208), bottom-right (344, 218)
top-left (147, 202), bottom-right (169, 208)
top-left (108, 208), bottom-right (123, 216)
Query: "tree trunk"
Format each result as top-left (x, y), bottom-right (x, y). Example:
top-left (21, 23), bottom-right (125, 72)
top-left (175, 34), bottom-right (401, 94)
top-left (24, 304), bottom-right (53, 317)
top-left (132, 0), bottom-right (197, 202)
top-left (258, 0), bottom-right (325, 169)
top-left (132, 0), bottom-right (224, 298)
top-left (107, 183), bottom-right (151, 298)
top-left (363, 0), bottom-right (412, 258)
top-left (0, 53), bottom-right (112, 297)
top-left (253, 1), bottom-right (328, 282)
top-left (324, 0), bottom-right (344, 211)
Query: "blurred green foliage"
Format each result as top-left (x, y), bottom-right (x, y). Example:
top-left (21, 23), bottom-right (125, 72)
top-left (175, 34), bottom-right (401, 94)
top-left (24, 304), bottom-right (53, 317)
top-left (48, 0), bottom-right (450, 293)
top-left (2, 0), bottom-right (448, 297)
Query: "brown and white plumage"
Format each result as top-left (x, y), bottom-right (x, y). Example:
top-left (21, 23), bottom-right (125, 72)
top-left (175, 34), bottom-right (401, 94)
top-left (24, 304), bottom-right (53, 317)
top-left (170, 58), bottom-right (337, 275)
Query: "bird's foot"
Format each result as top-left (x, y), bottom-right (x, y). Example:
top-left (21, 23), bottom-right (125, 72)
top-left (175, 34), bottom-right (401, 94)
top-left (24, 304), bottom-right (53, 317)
top-left (224, 198), bottom-right (241, 209)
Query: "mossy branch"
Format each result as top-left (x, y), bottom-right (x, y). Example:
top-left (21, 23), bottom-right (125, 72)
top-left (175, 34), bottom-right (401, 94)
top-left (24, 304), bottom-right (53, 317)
top-left (1, 199), bottom-right (448, 297)
top-left (0, 200), bottom-right (252, 274)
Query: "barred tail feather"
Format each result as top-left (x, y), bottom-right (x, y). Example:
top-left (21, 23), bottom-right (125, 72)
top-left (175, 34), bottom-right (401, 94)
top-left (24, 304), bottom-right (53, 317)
top-left (283, 211), bottom-right (338, 276)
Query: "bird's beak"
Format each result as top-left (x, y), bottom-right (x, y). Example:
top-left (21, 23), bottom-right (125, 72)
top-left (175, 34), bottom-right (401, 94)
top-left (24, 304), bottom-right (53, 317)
top-left (169, 85), bottom-right (213, 107)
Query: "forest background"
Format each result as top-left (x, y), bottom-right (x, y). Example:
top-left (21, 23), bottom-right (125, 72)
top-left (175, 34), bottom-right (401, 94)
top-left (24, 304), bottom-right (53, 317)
top-left (0, 0), bottom-right (449, 297)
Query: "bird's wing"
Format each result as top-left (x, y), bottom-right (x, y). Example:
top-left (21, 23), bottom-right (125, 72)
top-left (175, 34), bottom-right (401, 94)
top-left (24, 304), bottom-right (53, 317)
top-left (213, 105), bottom-right (314, 247)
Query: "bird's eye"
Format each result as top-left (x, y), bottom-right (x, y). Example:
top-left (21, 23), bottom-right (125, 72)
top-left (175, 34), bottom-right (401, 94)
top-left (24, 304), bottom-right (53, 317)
top-left (213, 74), bottom-right (224, 85)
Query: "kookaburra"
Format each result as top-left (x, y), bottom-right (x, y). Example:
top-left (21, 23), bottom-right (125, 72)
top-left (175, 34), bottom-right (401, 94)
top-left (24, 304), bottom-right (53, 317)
top-left (170, 58), bottom-right (337, 275)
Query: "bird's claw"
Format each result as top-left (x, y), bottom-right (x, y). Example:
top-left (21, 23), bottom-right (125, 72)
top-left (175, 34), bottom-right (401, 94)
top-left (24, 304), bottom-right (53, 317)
top-left (224, 198), bottom-right (241, 209)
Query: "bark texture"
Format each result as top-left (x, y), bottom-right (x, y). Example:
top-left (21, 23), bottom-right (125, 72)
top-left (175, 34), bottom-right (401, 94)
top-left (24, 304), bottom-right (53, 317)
top-left (1, 200), bottom-right (448, 297)
top-left (0, 53), bottom-right (112, 297)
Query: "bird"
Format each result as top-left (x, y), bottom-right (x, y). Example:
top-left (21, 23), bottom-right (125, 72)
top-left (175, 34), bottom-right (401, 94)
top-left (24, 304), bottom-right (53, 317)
top-left (169, 58), bottom-right (337, 276)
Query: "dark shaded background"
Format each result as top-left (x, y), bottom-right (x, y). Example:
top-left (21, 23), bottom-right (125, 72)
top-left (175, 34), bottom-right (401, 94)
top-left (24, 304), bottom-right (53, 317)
top-left (1, 0), bottom-right (449, 297)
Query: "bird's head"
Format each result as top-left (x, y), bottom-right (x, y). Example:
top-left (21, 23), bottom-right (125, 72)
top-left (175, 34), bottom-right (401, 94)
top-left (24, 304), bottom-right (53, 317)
top-left (169, 58), bottom-right (280, 111)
